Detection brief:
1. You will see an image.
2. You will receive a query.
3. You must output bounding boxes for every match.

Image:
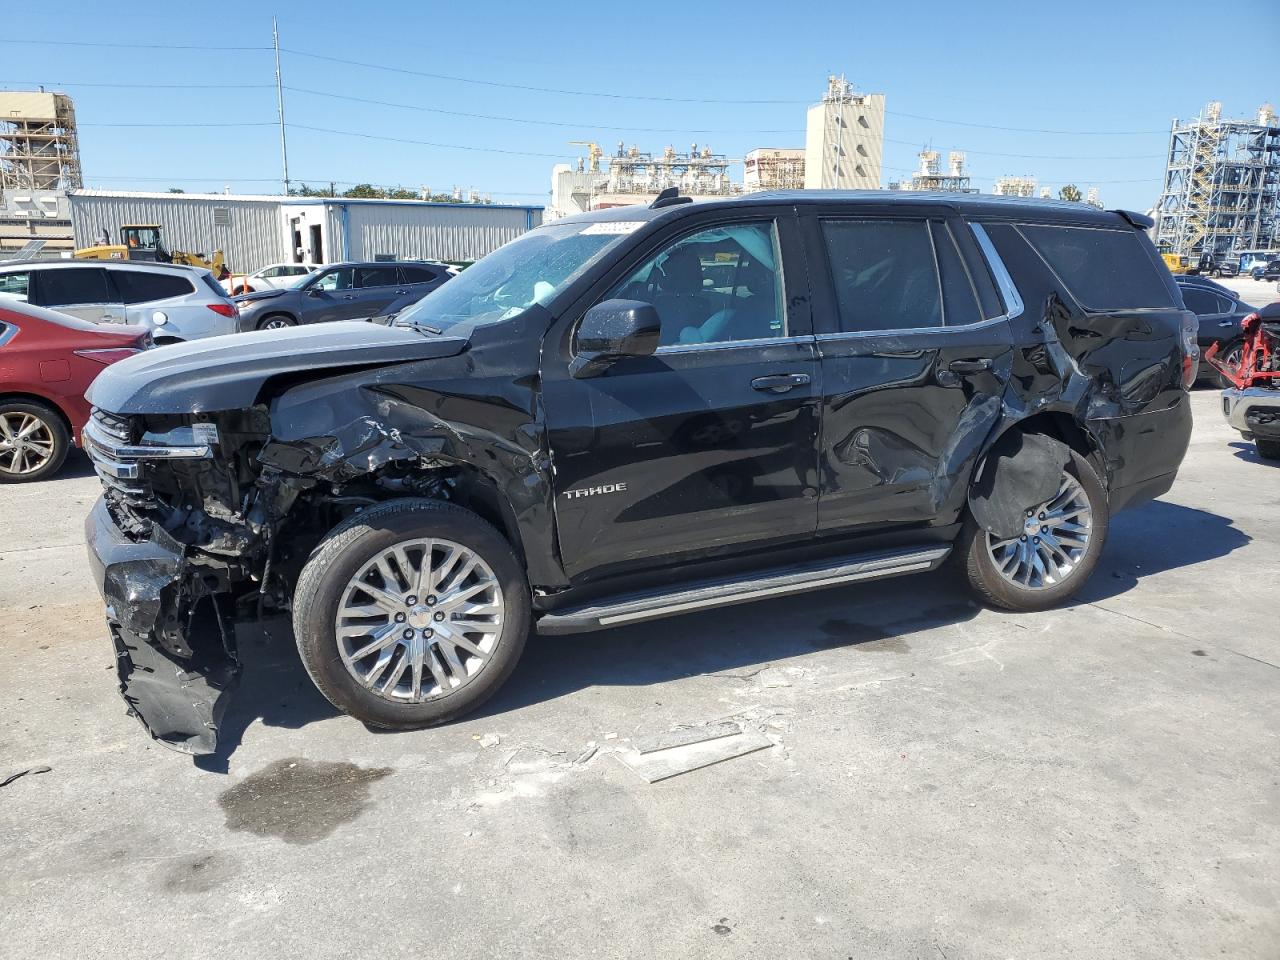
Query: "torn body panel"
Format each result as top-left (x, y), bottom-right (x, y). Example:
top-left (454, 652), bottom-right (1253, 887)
top-left (84, 319), bottom-right (559, 754)
top-left (86, 500), bottom-right (239, 755)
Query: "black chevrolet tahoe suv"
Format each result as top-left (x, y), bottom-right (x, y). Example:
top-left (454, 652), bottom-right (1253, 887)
top-left (84, 190), bottom-right (1196, 755)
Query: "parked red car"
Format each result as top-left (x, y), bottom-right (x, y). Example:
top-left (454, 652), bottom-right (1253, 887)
top-left (0, 299), bottom-right (149, 482)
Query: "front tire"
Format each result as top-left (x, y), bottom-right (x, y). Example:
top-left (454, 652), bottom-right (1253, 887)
top-left (956, 448), bottom-right (1108, 612)
top-left (0, 400), bottom-right (70, 483)
top-left (257, 314), bottom-right (296, 331)
top-left (1214, 341), bottom-right (1243, 389)
top-left (1256, 439), bottom-right (1280, 461)
top-left (292, 499), bottom-right (529, 730)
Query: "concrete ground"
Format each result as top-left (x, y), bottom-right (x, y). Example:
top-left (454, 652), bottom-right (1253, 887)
top-left (0, 388), bottom-right (1276, 960)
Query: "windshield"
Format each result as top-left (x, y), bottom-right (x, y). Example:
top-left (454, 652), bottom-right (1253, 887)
top-left (285, 271), bottom-right (316, 288)
top-left (393, 220), bottom-right (639, 333)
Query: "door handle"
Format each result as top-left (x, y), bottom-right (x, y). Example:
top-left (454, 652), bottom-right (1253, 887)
top-left (342, 294), bottom-right (357, 300)
top-left (751, 373), bottom-right (811, 393)
top-left (947, 358), bottom-right (993, 373)
top-left (1217, 320), bottom-right (1236, 327)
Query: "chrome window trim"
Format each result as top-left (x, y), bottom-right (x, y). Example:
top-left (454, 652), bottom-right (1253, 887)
top-left (970, 223), bottom-right (1025, 321)
top-left (654, 334), bottom-right (812, 356)
top-left (813, 313), bottom-right (1011, 343)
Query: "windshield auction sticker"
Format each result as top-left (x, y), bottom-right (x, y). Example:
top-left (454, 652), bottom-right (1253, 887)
top-left (581, 222), bottom-right (644, 235)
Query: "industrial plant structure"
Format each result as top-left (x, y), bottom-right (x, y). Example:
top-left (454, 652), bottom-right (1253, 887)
top-left (803, 75), bottom-right (885, 190)
top-left (1153, 102), bottom-right (1280, 259)
top-left (744, 148), bottom-right (806, 193)
top-left (992, 176), bottom-right (1038, 198)
top-left (890, 150), bottom-right (975, 193)
top-left (550, 142), bottom-right (740, 218)
top-left (0, 91), bottom-right (81, 256)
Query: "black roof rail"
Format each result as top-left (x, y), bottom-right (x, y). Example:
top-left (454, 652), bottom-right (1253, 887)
top-left (650, 187), bottom-right (692, 210)
top-left (1113, 209), bottom-right (1154, 230)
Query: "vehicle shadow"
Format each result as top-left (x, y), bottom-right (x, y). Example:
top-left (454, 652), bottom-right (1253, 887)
top-left (197, 499), bottom-right (1248, 764)
top-left (1228, 441), bottom-right (1280, 467)
top-left (194, 617), bottom-right (339, 774)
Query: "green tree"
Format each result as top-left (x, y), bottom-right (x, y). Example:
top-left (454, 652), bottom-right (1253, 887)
top-left (341, 183), bottom-right (385, 199)
top-left (1059, 184), bottom-right (1083, 203)
top-left (167, 187), bottom-right (185, 193)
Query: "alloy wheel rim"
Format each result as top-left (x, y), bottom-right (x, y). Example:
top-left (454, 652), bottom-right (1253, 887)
top-left (264, 318), bottom-right (290, 329)
top-left (335, 537), bottom-right (504, 703)
top-left (985, 472), bottom-right (1093, 590)
top-left (0, 412), bottom-right (56, 476)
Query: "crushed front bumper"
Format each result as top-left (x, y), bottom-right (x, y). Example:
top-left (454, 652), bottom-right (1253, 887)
top-left (86, 498), bottom-right (240, 755)
top-left (1221, 387), bottom-right (1280, 441)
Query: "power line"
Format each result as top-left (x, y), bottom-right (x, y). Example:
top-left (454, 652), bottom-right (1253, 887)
top-left (80, 174), bottom-right (545, 197)
top-left (79, 121), bottom-right (277, 128)
top-left (280, 49), bottom-right (807, 105)
top-left (284, 86), bottom-right (805, 135)
top-left (1, 79), bottom-right (274, 89)
top-left (286, 123), bottom-right (569, 159)
top-left (0, 38), bottom-right (269, 51)
top-left (888, 109), bottom-right (1166, 136)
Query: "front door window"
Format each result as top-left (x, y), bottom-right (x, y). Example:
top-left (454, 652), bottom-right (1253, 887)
top-left (611, 221), bottom-right (786, 346)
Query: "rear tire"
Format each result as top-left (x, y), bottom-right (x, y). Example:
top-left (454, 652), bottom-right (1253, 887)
top-left (956, 448), bottom-right (1108, 612)
top-left (257, 313), bottom-right (296, 331)
top-left (292, 499), bottom-right (530, 730)
top-left (1256, 439), bottom-right (1280, 461)
top-left (0, 400), bottom-right (69, 483)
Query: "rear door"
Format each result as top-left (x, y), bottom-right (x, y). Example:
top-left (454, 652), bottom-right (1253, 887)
top-left (543, 208), bottom-right (821, 581)
top-left (1180, 285), bottom-right (1240, 351)
top-left (802, 209), bottom-right (1014, 535)
top-left (109, 269), bottom-right (197, 323)
top-left (31, 267), bottom-right (124, 323)
top-left (351, 265), bottom-right (403, 318)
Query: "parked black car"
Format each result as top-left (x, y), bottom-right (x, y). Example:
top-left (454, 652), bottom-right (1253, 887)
top-left (1174, 274), bottom-right (1257, 387)
top-left (84, 191), bottom-right (1196, 755)
top-left (1248, 259), bottom-right (1280, 281)
top-left (233, 260), bottom-right (452, 331)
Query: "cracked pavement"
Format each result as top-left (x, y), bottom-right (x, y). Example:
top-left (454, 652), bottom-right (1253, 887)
top-left (1, 388), bottom-right (1277, 959)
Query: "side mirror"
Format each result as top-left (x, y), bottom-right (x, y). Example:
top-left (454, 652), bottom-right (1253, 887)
top-left (307, 286), bottom-right (324, 297)
top-left (570, 299), bottom-right (661, 378)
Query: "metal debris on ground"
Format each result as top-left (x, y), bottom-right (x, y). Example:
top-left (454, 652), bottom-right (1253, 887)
top-left (617, 725), bottom-right (773, 784)
top-left (633, 721), bottom-right (742, 755)
top-left (476, 733), bottom-right (501, 748)
top-left (1, 765), bottom-right (52, 788)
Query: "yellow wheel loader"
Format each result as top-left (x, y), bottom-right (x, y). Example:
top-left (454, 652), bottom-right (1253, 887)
top-left (75, 225), bottom-right (229, 278)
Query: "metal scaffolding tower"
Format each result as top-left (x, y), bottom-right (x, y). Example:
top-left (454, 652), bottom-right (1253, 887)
top-left (0, 91), bottom-right (83, 193)
top-left (1154, 102), bottom-right (1280, 257)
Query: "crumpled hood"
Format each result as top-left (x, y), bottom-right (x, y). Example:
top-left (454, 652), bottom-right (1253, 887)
top-left (87, 321), bottom-right (468, 414)
top-left (233, 288), bottom-right (289, 305)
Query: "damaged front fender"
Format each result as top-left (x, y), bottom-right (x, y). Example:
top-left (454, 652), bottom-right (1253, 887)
top-left (86, 499), bottom-right (239, 755)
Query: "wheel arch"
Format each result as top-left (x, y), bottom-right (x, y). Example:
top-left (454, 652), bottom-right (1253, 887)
top-left (978, 408), bottom-right (1105, 488)
top-left (0, 391), bottom-right (75, 436)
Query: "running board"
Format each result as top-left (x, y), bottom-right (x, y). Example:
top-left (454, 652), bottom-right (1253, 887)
top-left (536, 545), bottom-right (952, 635)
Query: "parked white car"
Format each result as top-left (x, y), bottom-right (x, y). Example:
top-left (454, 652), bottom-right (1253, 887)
top-left (0, 260), bottom-right (239, 343)
top-left (221, 262), bottom-right (318, 296)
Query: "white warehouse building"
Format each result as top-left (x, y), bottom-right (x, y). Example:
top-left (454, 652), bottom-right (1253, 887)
top-left (68, 191), bottom-right (543, 273)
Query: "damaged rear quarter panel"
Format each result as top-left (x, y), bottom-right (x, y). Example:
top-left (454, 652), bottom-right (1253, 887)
top-left (976, 221), bottom-right (1193, 513)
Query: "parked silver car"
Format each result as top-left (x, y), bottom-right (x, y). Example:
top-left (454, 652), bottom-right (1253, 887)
top-left (0, 261), bottom-right (238, 343)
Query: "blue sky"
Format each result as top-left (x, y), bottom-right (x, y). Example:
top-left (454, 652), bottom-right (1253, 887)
top-left (4, 0), bottom-right (1277, 211)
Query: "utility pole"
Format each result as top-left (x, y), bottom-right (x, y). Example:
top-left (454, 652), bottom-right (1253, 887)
top-left (273, 17), bottom-right (290, 195)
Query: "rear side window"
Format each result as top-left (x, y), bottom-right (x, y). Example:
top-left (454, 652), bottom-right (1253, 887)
top-left (1179, 287), bottom-right (1226, 316)
top-left (200, 274), bottom-right (228, 298)
top-left (821, 219), bottom-right (943, 332)
top-left (1019, 224), bottom-right (1175, 311)
top-left (33, 267), bottom-right (113, 307)
top-left (398, 265), bottom-right (440, 285)
top-left (356, 266), bottom-right (399, 288)
top-left (111, 270), bottom-right (195, 304)
top-left (930, 222), bottom-right (982, 327)
top-left (0, 271), bottom-right (30, 298)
